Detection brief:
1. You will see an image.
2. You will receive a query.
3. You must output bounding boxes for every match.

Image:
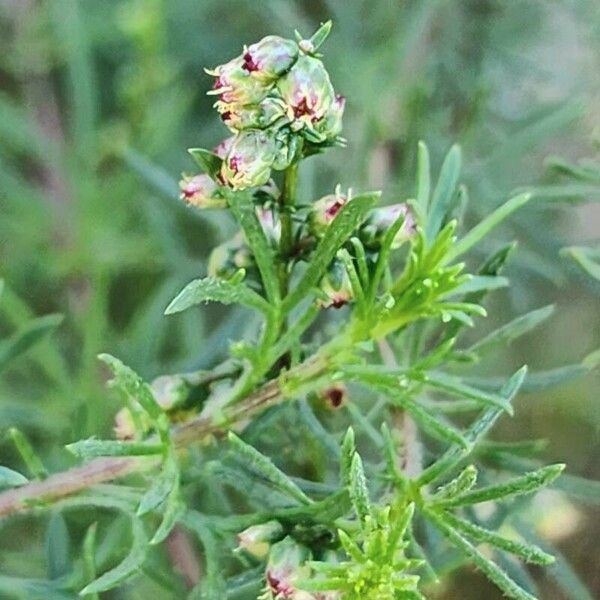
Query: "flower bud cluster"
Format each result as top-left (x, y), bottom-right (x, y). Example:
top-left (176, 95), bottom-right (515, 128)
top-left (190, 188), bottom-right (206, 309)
top-left (205, 27), bottom-right (345, 190)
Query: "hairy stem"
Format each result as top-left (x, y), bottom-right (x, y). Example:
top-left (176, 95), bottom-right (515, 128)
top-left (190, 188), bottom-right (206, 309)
top-left (278, 161), bottom-right (299, 298)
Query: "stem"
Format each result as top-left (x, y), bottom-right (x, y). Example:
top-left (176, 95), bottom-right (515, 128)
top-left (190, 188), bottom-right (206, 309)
top-left (278, 161), bottom-right (299, 298)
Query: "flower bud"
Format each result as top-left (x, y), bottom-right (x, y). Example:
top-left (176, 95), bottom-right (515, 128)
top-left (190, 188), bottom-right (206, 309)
top-left (256, 204), bottom-right (281, 245)
top-left (277, 55), bottom-right (336, 137)
top-left (264, 537), bottom-right (312, 600)
top-left (114, 407), bottom-right (135, 440)
top-left (316, 94), bottom-right (345, 141)
top-left (213, 136), bottom-right (236, 159)
top-left (216, 97), bottom-right (290, 133)
top-left (308, 185), bottom-right (349, 237)
top-left (317, 260), bottom-right (353, 309)
top-left (242, 35), bottom-right (299, 83)
top-left (362, 203), bottom-right (416, 249)
top-left (150, 375), bottom-right (189, 411)
top-left (319, 383), bottom-right (347, 409)
top-left (208, 232), bottom-right (253, 279)
top-left (207, 57), bottom-right (270, 106)
top-left (179, 174), bottom-right (224, 208)
top-left (237, 520), bottom-right (284, 558)
top-left (220, 130), bottom-right (277, 190)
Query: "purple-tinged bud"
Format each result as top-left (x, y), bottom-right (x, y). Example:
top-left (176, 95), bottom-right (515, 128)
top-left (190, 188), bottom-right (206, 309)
top-left (114, 408), bottom-right (135, 440)
top-left (216, 97), bottom-right (290, 133)
top-left (208, 233), bottom-right (253, 279)
top-left (319, 383), bottom-right (347, 409)
top-left (308, 185), bottom-right (349, 236)
top-left (363, 202), bottom-right (416, 249)
top-left (237, 520), bottom-right (284, 558)
top-left (206, 57), bottom-right (271, 106)
top-left (317, 260), bottom-right (354, 309)
top-left (263, 537), bottom-right (312, 600)
top-left (213, 136), bottom-right (236, 159)
top-left (179, 174), bottom-right (224, 208)
top-left (277, 55), bottom-right (336, 136)
top-left (220, 130), bottom-right (277, 190)
top-left (256, 204), bottom-right (281, 245)
top-left (317, 94), bottom-right (345, 140)
top-left (242, 35), bottom-right (299, 83)
top-left (150, 375), bottom-right (189, 411)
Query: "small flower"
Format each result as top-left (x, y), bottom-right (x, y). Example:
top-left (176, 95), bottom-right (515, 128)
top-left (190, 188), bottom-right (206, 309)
top-left (361, 203), bottom-right (416, 249)
top-left (208, 232), bottom-right (253, 279)
top-left (213, 135), bottom-right (236, 159)
top-left (242, 35), bottom-right (299, 83)
top-left (319, 383), bottom-right (347, 409)
top-left (179, 174), bottom-right (224, 208)
top-left (308, 185), bottom-right (349, 236)
top-left (216, 96), bottom-right (290, 133)
top-left (318, 260), bottom-right (353, 309)
top-left (261, 537), bottom-right (312, 600)
top-left (114, 408), bottom-right (135, 440)
top-left (207, 56), bottom-right (271, 106)
top-left (316, 94), bottom-right (345, 141)
top-left (277, 55), bottom-right (336, 136)
top-left (256, 204), bottom-right (281, 245)
top-left (238, 520), bottom-right (284, 558)
top-left (220, 130), bottom-right (278, 190)
top-left (150, 375), bottom-right (189, 411)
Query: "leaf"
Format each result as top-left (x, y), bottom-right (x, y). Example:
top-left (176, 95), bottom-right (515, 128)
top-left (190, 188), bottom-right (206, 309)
top-left (385, 503), bottom-right (415, 561)
top-left (425, 145), bottom-right (462, 241)
top-left (82, 523), bottom-right (99, 600)
top-left (150, 488), bottom-right (185, 545)
top-left (440, 511), bottom-right (554, 565)
top-left (228, 192), bottom-right (280, 304)
top-left (445, 193), bottom-right (531, 263)
top-left (228, 432), bottom-right (311, 505)
top-left (309, 20), bottom-right (333, 50)
top-left (8, 428), bottom-right (47, 479)
top-left (450, 275), bottom-right (509, 296)
top-left (164, 273), bottom-right (271, 315)
top-left (562, 246), bottom-right (600, 281)
top-left (340, 427), bottom-right (356, 488)
top-left (418, 366), bottom-right (528, 486)
top-left (284, 192), bottom-right (379, 312)
top-left (80, 517), bottom-right (148, 595)
top-left (137, 453), bottom-right (179, 516)
top-left (435, 464), bottom-right (564, 508)
top-left (46, 512), bottom-right (71, 580)
top-left (415, 140), bottom-right (431, 219)
top-left (0, 314), bottom-right (63, 373)
top-left (432, 465), bottom-right (478, 501)
top-left (349, 453), bottom-right (371, 522)
top-left (423, 371), bottom-right (514, 414)
top-left (66, 439), bottom-right (164, 459)
top-left (0, 465), bottom-right (28, 489)
top-left (468, 305), bottom-right (555, 354)
top-left (424, 509), bottom-right (537, 600)
top-left (187, 148), bottom-right (222, 180)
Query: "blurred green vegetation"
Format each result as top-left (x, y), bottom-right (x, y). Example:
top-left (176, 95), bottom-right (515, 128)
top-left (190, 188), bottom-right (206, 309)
top-left (0, 0), bottom-right (599, 598)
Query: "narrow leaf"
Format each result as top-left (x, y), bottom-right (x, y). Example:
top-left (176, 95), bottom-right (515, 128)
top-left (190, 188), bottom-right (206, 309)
top-left (82, 523), bottom-right (99, 600)
top-left (415, 140), bottom-right (431, 218)
top-left (164, 273), bottom-right (270, 315)
top-left (46, 512), bottom-right (71, 580)
top-left (432, 465), bottom-right (478, 501)
top-left (8, 428), bottom-right (47, 479)
top-left (188, 148), bottom-right (222, 179)
top-left (0, 465), bottom-right (28, 489)
top-left (66, 439), bottom-right (164, 459)
top-left (349, 453), bottom-right (371, 522)
top-left (137, 453), bottom-right (179, 516)
top-left (340, 427), bottom-right (356, 488)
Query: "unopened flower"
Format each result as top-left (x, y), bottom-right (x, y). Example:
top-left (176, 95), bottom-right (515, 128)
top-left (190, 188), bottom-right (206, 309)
top-left (216, 97), bottom-right (290, 133)
top-left (213, 136), bottom-right (236, 159)
top-left (150, 375), bottom-right (189, 411)
top-left (114, 407), bottom-right (135, 440)
top-left (220, 130), bottom-right (278, 190)
top-left (208, 232), bottom-right (253, 279)
top-left (256, 204), bottom-right (281, 245)
top-left (179, 174), bottom-right (224, 208)
top-left (361, 203), bottom-right (416, 249)
top-left (242, 35), bottom-right (299, 83)
top-left (318, 260), bottom-right (353, 309)
top-left (277, 55), bottom-right (336, 137)
top-left (319, 383), bottom-right (347, 409)
top-left (308, 185), bottom-right (349, 236)
top-left (207, 57), bottom-right (270, 106)
top-left (316, 94), bottom-right (345, 141)
top-left (238, 520), bottom-right (284, 558)
top-left (262, 537), bottom-right (312, 600)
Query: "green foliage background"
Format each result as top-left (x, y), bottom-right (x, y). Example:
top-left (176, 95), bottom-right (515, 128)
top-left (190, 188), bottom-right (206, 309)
top-left (0, 0), bottom-right (599, 598)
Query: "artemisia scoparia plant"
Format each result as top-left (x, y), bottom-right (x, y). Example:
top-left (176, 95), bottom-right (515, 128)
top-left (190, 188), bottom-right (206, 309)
top-left (3, 21), bottom-right (598, 600)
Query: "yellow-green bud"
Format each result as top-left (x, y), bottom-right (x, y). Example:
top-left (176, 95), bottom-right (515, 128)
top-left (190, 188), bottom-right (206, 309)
top-left (207, 57), bottom-right (271, 106)
top-left (317, 260), bottom-right (354, 309)
top-left (242, 35), bottom-right (299, 83)
top-left (179, 174), bottom-right (224, 208)
top-left (308, 185), bottom-right (349, 236)
top-left (237, 520), bottom-right (284, 558)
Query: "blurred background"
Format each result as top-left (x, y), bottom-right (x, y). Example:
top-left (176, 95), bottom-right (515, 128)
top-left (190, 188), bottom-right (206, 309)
top-left (0, 0), bottom-right (599, 598)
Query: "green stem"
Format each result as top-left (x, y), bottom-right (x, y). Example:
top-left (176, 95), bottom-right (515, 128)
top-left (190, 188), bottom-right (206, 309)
top-left (278, 161), bottom-right (299, 298)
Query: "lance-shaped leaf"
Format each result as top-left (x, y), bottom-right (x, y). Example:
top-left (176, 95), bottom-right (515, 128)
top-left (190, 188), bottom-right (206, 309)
top-left (228, 192), bottom-right (280, 304)
top-left (349, 453), bottom-right (371, 523)
top-left (561, 245), bottom-right (600, 281)
top-left (80, 517), bottom-right (148, 595)
top-left (425, 145), bottom-right (462, 241)
top-left (0, 313), bottom-right (63, 373)
top-left (283, 192), bottom-right (379, 312)
top-left (450, 275), bottom-right (509, 296)
top-left (150, 486), bottom-right (185, 545)
top-left (340, 427), bottom-right (356, 488)
top-left (434, 463), bottom-right (564, 508)
top-left (439, 511), bottom-right (554, 565)
top-left (137, 452), bottom-right (179, 516)
top-left (424, 508), bottom-right (537, 600)
top-left (432, 465), bottom-right (478, 501)
top-left (418, 366), bottom-right (527, 486)
top-left (228, 432), bottom-right (311, 505)
top-left (45, 512), bottom-right (71, 580)
top-left (8, 428), bottom-right (47, 479)
top-left (385, 503), bottom-right (415, 561)
top-left (66, 439), bottom-right (164, 459)
top-left (82, 523), bottom-right (99, 600)
top-left (188, 148), bottom-right (222, 180)
top-left (445, 193), bottom-right (531, 263)
top-left (164, 272), bottom-right (271, 315)
top-left (0, 466), bottom-right (28, 489)
top-left (415, 141), bottom-right (431, 220)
